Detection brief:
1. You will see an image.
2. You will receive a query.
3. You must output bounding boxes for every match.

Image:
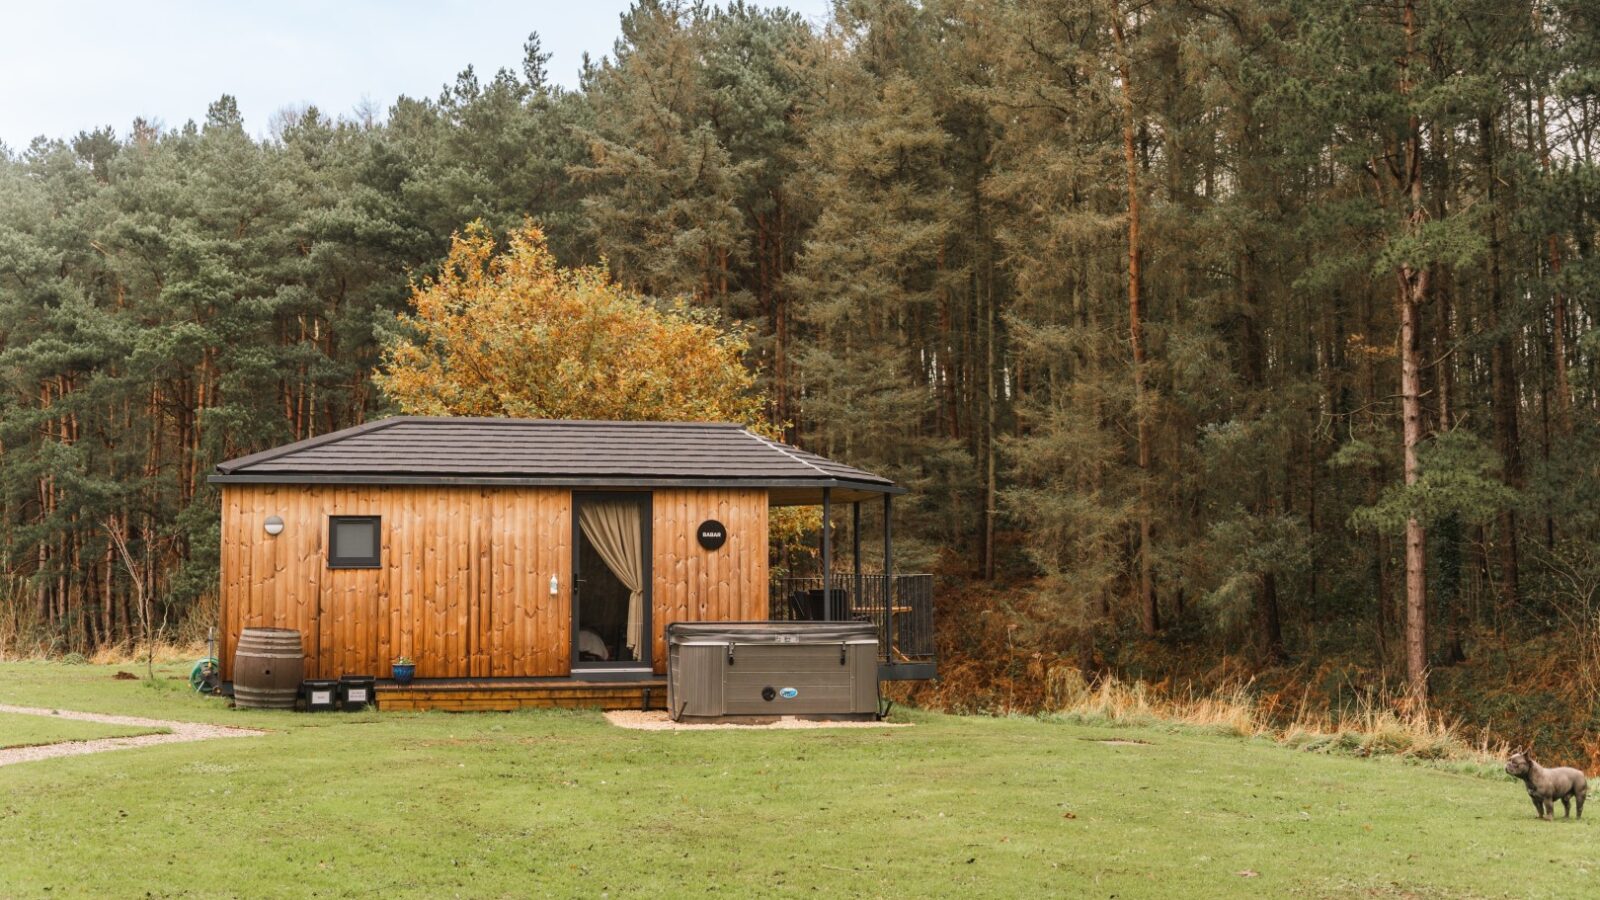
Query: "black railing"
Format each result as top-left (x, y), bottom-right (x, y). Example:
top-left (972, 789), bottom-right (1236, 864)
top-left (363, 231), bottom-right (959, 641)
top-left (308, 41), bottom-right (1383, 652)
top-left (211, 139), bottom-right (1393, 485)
top-left (770, 574), bottom-right (935, 670)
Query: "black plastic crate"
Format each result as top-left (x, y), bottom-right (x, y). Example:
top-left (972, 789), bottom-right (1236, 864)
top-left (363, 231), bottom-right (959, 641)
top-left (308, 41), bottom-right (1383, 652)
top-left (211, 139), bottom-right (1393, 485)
top-left (338, 674), bottom-right (376, 711)
top-left (301, 679), bottom-right (338, 712)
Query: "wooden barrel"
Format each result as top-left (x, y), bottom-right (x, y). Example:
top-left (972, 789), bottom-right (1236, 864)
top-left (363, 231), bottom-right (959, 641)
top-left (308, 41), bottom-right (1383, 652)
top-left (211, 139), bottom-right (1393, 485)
top-left (233, 628), bottom-right (305, 709)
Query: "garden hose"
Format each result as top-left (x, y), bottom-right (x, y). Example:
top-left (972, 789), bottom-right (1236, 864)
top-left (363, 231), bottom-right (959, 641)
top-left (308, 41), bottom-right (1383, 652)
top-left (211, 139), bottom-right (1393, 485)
top-left (190, 657), bottom-right (220, 693)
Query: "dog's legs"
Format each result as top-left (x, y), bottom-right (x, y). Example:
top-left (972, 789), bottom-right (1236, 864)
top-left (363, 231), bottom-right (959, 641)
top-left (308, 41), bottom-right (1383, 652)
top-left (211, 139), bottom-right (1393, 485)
top-left (1563, 796), bottom-right (1572, 818)
top-left (1579, 790), bottom-right (1586, 820)
top-left (1532, 796), bottom-right (1546, 818)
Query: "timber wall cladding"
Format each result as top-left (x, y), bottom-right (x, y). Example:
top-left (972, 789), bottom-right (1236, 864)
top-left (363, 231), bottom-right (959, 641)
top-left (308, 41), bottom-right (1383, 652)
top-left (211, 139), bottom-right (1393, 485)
top-left (483, 488), bottom-right (571, 677)
top-left (222, 484), bottom-right (564, 680)
top-left (649, 488), bottom-right (769, 674)
top-left (221, 485), bottom-right (768, 681)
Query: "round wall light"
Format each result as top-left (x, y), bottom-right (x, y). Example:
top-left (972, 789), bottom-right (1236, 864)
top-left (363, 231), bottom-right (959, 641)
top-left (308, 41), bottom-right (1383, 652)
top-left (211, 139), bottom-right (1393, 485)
top-left (264, 515), bottom-right (285, 536)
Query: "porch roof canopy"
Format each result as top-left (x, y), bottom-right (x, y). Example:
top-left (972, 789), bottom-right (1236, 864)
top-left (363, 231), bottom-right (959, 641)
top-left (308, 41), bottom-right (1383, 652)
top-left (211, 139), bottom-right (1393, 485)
top-left (210, 416), bottom-right (900, 505)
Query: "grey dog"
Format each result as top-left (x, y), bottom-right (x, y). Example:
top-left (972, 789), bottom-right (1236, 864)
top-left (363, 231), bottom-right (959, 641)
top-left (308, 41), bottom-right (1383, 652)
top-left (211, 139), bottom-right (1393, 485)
top-left (1506, 750), bottom-right (1587, 820)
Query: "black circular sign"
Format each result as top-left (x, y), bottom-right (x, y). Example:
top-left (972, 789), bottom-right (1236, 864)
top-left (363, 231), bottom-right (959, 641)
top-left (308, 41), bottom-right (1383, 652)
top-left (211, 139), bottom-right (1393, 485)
top-left (697, 519), bottom-right (727, 551)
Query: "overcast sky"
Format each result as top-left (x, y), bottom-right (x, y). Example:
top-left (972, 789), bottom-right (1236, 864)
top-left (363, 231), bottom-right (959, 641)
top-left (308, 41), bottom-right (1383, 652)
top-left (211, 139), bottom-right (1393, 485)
top-left (0, 0), bottom-right (833, 151)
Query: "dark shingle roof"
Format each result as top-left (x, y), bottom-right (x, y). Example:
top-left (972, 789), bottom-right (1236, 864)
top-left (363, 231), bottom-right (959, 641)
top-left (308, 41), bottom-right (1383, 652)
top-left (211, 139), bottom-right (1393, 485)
top-left (211, 417), bottom-right (898, 497)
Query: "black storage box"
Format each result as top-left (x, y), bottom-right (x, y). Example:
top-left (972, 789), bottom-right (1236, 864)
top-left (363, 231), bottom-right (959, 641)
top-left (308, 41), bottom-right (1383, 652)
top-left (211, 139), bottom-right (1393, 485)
top-left (338, 675), bottom-right (376, 711)
top-left (301, 679), bottom-right (338, 712)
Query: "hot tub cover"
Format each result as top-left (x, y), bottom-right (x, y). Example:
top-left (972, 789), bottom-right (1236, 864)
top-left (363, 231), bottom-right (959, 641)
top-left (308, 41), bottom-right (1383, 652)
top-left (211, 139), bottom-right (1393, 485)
top-left (666, 620), bottom-right (877, 644)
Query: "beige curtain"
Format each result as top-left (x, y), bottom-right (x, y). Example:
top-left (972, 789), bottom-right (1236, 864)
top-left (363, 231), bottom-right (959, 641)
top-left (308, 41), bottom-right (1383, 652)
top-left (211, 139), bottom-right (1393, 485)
top-left (578, 501), bottom-right (645, 657)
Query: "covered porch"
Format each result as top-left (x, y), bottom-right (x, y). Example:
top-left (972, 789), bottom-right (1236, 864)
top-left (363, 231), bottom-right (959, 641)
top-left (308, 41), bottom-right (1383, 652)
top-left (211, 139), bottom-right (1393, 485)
top-left (768, 485), bottom-right (936, 682)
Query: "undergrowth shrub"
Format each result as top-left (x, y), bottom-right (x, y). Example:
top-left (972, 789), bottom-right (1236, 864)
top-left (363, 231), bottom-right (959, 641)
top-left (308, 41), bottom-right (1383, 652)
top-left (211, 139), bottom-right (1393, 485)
top-left (916, 663), bottom-right (1509, 769)
top-left (89, 640), bottom-right (208, 666)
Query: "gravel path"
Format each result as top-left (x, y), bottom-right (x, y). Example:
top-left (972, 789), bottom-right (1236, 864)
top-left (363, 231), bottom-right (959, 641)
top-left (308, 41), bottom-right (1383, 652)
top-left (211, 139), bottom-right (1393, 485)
top-left (606, 710), bottom-right (911, 731)
top-left (0, 703), bottom-right (262, 767)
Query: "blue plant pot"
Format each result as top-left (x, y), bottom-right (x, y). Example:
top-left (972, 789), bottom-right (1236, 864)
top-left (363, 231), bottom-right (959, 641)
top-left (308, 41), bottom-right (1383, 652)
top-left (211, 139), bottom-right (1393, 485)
top-left (392, 663), bottom-right (416, 685)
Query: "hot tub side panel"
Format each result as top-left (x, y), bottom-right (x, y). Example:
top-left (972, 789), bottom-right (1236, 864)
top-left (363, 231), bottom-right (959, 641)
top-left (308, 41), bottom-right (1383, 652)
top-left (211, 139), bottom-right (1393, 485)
top-left (667, 641), bottom-right (727, 717)
top-left (721, 643), bottom-right (877, 715)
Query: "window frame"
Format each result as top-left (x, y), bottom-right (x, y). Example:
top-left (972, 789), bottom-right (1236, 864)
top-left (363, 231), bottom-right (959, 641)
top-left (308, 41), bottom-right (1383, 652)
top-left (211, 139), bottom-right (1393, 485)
top-left (327, 515), bottom-right (382, 569)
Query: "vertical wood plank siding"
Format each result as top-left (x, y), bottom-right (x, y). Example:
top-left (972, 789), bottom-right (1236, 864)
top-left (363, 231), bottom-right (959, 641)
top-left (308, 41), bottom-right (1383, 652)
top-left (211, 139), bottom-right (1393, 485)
top-left (220, 485), bottom-right (768, 681)
top-left (649, 488), bottom-right (769, 674)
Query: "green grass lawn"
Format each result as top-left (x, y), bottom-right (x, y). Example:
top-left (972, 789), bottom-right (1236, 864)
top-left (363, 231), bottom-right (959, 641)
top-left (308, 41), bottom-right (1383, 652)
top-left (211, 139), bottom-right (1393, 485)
top-left (0, 660), bottom-right (1588, 898)
top-left (0, 710), bottom-right (167, 749)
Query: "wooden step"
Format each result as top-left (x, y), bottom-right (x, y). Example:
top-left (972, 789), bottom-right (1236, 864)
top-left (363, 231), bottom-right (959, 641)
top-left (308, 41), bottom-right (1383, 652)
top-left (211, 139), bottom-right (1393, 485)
top-left (375, 678), bottom-right (667, 712)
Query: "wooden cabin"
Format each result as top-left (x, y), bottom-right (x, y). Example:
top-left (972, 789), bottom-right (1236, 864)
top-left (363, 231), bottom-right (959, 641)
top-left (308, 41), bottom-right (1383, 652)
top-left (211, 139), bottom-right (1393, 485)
top-left (210, 417), bottom-right (933, 710)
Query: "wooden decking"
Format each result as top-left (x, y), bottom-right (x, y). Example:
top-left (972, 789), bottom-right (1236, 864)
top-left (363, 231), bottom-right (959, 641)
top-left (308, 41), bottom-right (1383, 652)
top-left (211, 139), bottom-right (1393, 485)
top-left (375, 677), bottom-right (667, 712)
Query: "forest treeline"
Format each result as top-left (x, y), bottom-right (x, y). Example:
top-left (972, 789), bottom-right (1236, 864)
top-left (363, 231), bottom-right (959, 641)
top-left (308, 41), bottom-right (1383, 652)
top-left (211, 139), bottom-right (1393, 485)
top-left (3, 0), bottom-right (1599, 711)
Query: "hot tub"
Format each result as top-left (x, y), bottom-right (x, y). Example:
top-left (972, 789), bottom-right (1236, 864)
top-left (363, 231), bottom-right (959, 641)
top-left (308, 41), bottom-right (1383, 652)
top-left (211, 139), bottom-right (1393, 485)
top-left (666, 621), bottom-right (879, 721)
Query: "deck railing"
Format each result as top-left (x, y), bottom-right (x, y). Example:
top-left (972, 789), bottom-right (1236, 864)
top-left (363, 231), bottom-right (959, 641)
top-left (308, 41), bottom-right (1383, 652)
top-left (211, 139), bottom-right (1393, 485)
top-left (769, 574), bottom-right (935, 674)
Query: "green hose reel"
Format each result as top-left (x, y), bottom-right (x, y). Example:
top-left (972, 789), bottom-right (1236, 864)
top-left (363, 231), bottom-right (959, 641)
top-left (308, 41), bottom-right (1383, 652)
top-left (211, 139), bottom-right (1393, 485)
top-left (190, 657), bottom-right (220, 693)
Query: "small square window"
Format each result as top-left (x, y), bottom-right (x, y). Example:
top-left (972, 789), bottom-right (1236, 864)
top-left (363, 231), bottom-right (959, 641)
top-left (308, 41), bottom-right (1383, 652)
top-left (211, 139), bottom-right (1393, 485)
top-left (328, 516), bottom-right (381, 568)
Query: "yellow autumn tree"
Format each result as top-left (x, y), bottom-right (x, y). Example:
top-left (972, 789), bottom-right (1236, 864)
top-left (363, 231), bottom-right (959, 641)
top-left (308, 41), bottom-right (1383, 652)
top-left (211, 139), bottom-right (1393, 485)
top-left (377, 221), bottom-right (764, 425)
top-left (379, 221), bottom-right (817, 556)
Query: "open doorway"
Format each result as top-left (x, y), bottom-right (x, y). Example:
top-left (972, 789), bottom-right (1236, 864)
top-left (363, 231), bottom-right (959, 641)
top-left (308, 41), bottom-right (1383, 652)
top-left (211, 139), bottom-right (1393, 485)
top-left (571, 492), bottom-right (652, 675)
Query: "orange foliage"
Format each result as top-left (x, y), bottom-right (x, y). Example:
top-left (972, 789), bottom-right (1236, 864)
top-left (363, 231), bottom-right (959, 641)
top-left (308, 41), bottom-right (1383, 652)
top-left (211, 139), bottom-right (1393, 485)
top-left (378, 221), bottom-right (820, 549)
top-left (378, 221), bottom-right (764, 426)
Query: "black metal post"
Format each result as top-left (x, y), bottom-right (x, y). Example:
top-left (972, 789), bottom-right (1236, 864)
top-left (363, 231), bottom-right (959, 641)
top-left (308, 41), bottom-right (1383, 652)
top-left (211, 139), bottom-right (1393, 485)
top-left (883, 493), bottom-right (893, 659)
top-left (821, 487), bottom-right (833, 620)
top-left (882, 494), bottom-right (893, 579)
top-left (852, 500), bottom-right (862, 621)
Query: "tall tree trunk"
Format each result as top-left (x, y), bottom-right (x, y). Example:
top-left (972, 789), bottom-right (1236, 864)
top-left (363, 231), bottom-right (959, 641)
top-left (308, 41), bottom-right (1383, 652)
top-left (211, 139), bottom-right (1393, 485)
top-left (1111, 6), bottom-right (1157, 635)
top-left (984, 266), bottom-right (998, 581)
top-left (1238, 116), bottom-right (1284, 662)
top-left (1480, 113), bottom-right (1522, 609)
top-left (1400, 271), bottom-right (1428, 701)
top-left (1527, 2), bottom-right (1573, 434)
top-left (1549, 234), bottom-right (1572, 435)
top-left (977, 141), bottom-right (999, 581)
top-left (1400, 0), bottom-right (1429, 703)
top-left (1429, 121), bottom-right (1467, 663)
top-left (1258, 571), bottom-right (1285, 662)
